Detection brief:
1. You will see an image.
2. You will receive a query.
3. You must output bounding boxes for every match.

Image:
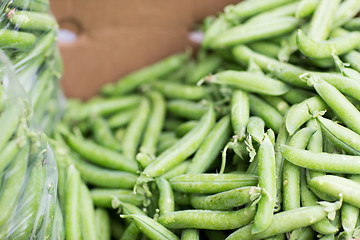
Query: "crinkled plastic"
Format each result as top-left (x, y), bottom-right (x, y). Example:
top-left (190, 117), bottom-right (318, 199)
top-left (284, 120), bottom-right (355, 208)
top-left (0, 0), bottom-right (64, 238)
top-left (0, 0), bottom-right (65, 135)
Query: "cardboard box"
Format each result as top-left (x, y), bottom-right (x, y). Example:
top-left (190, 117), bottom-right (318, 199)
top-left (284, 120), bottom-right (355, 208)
top-left (50, 0), bottom-right (240, 99)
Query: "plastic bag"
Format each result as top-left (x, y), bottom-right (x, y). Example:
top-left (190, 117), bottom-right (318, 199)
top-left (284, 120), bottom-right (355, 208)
top-left (0, 0), bottom-right (65, 135)
top-left (0, 41), bottom-right (62, 239)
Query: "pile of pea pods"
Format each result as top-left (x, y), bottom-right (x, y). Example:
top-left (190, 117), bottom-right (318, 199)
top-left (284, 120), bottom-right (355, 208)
top-left (53, 0), bottom-right (360, 239)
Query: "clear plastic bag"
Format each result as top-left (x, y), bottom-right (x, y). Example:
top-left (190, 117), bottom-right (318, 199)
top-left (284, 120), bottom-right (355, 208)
top-left (0, 0), bottom-right (65, 135)
top-left (0, 30), bottom-right (62, 239)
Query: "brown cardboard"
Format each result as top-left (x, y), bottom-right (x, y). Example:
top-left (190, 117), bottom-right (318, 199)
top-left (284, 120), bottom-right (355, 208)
top-left (50, 0), bottom-right (240, 99)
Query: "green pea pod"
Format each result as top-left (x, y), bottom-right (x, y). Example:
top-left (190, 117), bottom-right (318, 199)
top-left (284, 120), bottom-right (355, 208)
top-left (120, 222), bottom-right (140, 240)
top-left (65, 165), bottom-right (82, 240)
top-left (210, 17), bottom-right (297, 49)
top-left (152, 81), bottom-right (208, 101)
top-left (247, 2), bottom-right (300, 24)
top-left (281, 145), bottom-right (360, 174)
top-left (261, 95), bottom-right (290, 115)
top-left (0, 143), bottom-right (29, 226)
top-left (167, 100), bottom-right (208, 120)
top-left (190, 186), bottom-right (260, 211)
top-left (70, 155), bottom-right (137, 189)
top-left (296, 0), bottom-right (320, 19)
top-left (0, 29), bottom-right (36, 50)
top-left (208, 71), bottom-right (289, 96)
top-left (95, 209), bottom-right (111, 240)
top-left (186, 55), bottom-right (222, 84)
top-left (252, 134), bottom-right (276, 234)
top-left (0, 104), bottom-right (23, 152)
top-left (344, 50), bottom-right (360, 72)
top-left (92, 117), bottom-right (121, 152)
top-left (11, 0), bottom-right (49, 12)
top-left (9, 10), bottom-right (57, 32)
top-left (181, 229), bottom-right (199, 240)
top-left (158, 205), bottom-right (256, 230)
top-left (249, 94), bottom-right (283, 134)
top-left (80, 183), bottom-right (97, 240)
top-left (309, 175), bottom-right (360, 208)
top-left (332, 0), bottom-right (360, 29)
top-left (316, 116), bottom-right (360, 155)
top-left (65, 132), bottom-right (138, 173)
top-left (297, 30), bottom-right (360, 59)
top-left (107, 108), bottom-right (137, 129)
top-left (247, 116), bottom-right (265, 144)
top-left (91, 189), bottom-right (144, 208)
top-left (162, 161), bottom-right (190, 180)
top-left (169, 173), bottom-right (258, 194)
top-left (202, 15), bottom-right (230, 48)
top-left (226, 205), bottom-right (329, 240)
top-left (101, 51), bottom-right (189, 96)
top-left (141, 105), bottom-right (215, 178)
top-left (156, 178), bottom-right (175, 216)
top-left (175, 121), bottom-right (198, 138)
top-left (187, 115), bottom-right (232, 174)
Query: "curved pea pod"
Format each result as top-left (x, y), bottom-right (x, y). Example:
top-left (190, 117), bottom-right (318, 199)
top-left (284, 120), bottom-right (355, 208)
top-left (309, 175), bottom-right (360, 208)
top-left (247, 116), bottom-right (265, 144)
top-left (285, 96), bottom-right (326, 135)
top-left (9, 10), bottom-right (57, 32)
top-left (210, 17), bottom-right (298, 49)
top-left (208, 71), bottom-right (289, 96)
top-left (167, 100), bottom-right (208, 120)
top-left (230, 90), bottom-right (249, 141)
top-left (121, 214), bottom-right (180, 240)
top-left (341, 202), bottom-right (359, 236)
top-left (281, 145), bottom-right (360, 174)
top-left (169, 173), bottom-right (258, 194)
top-left (249, 94), bottom-right (283, 134)
top-left (152, 81), bottom-right (208, 101)
top-left (225, 205), bottom-right (331, 240)
top-left (158, 205), bottom-right (256, 230)
top-left (140, 105), bottom-right (215, 178)
top-left (64, 133), bottom-right (138, 173)
top-left (101, 51), bottom-right (189, 96)
top-left (69, 153), bottom-right (137, 189)
top-left (92, 117), bottom-right (121, 152)
top-left (316, 116), bottom-right (360, 155)
top-left (0, 29), bottom-right (36, 50)
top-left (296, 30), bottom-right (360, 59)
top-left (80, 183), bottom-right (97, 240)
top-left (187, 115), bottom-right (232, 174)
top-left (190, 186), bottom-right (261, 211)
top-left (90, 189), bottom-right (144, 208)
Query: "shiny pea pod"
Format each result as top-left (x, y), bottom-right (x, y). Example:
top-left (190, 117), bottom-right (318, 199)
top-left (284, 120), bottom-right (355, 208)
top-left (281, 145), bottom-right (360, 174)
top-left (230, 90), bottom-right (249, 141)
top-left (11, 0), bottom-right (49, 12)
top-left (316, 116), bottom-right (360, 155)
top-left (187, 115), bottom-right (231, 174)
top-left (252, 134), bottom-right (276, 234)
top-left (249, 94), bottom-right (283, 134)
top-left (140, 105), bottom-right (215, 178)
top-left (9, 10), bottom-right (57, 32)
top-left (247, 116), bottom-right (265, 144)
top-left (158, 205), bottom-right (256, 230)
top-left (190, 186), bottom-right (261, 211)
top-left (0, 29), bottom-right (36, 50)
top-left (225, 205), bottom-right (329, 240)
top-left (208, 71), bottom-right (289, 96)
top-left (101, 51), bottom-right (189, 96)
top-left (211, 17), bottom-right (298, 49)
top-left (296, 30), bottom-right (360, 59)
top-left (65, 133), bottom-right (138, 173)
top-left (121, 214), bottom-right (180, 240)
top-left (156, 178), bottom-right (175, 216)
top-left (169, 173), bottom-right (258, 194)
top-left (285, 96), bottom-right (326, 135)
top-left (309, 175), bottom-right (360, 208)
top-left (90, 189), bottom-right (144, 208)
top-left (69, 153), bottom-right (137, 189)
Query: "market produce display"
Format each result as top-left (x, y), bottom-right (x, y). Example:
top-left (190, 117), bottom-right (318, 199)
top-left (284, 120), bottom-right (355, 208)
top-left (5, 0), bottom-right (360, 239)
